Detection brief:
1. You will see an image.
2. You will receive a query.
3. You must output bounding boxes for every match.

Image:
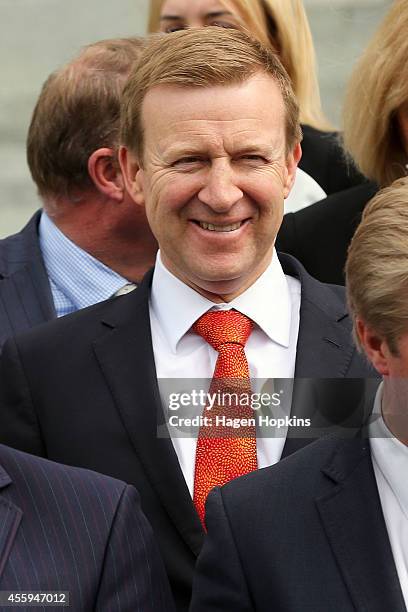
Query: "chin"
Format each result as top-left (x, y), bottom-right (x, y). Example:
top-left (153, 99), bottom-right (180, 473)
top-left (192, 268), bottom-right (250, 298)
top-left (166, 251), bottom-right (260, 297)
top-left (194, 262), bottom-right (243, 282)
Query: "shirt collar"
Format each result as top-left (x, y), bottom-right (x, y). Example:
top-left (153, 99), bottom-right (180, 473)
top-left (39, 211), bottom-right (128, 310)
top-left (150, 249), bottom-right (293, 354)
top-left (370, 382), bottom-right (408, 518)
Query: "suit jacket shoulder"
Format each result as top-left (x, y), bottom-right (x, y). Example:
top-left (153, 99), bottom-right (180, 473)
top-left (0, 211), bottom-right (43, 279)
top-left (0, 211), bottom-right (54, 350)
top-left (277, 181), bottom-right (378, 285)
top-left (0, 443), bottom-right (174, 611)
top-left (277, 252), bottom-right (378, 379)
top-left (299, 125), bottom-right (366, 195)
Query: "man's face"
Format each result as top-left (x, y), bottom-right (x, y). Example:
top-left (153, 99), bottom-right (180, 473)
top-left (122, 74), bottom-right (299, 299)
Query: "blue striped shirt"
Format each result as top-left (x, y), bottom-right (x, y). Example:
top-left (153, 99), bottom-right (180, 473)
top-left (39, 211), bottom-right (128, 317)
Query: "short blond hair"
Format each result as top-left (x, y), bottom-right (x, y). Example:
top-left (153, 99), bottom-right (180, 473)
top-left (148, 0), bottom-right (329, 131)
top-left (346, 177), bottom-right (408, 355)
top-left (343, 0), bottom-right (408, 187)
top-left (27, 37), bottom-right (143, 201)
top-left (121, 28), bottom-right (301, 161)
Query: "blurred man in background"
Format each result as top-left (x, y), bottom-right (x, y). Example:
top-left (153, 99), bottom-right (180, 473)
top-left (0, 37), bottom-right (157, 351)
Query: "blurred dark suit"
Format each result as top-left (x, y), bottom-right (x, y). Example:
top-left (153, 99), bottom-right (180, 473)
top-left (277, 181), bottom-right (378, 285)
top-left (299, 125), bottom-right (366, 196)
top-left (0, 211), bottom-right (54, 352)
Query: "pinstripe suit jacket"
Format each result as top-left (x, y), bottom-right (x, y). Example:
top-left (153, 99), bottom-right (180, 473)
top-left (0, 444), bottom-right (174, 611)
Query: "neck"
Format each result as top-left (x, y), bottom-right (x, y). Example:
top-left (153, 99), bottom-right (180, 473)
top-left (44, 196), bottom-right (158, 283)
top-left (382, 378), bottom-right (408, 446)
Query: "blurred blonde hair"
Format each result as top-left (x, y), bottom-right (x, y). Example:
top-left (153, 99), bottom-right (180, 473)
top-left (346, 177), bottom-right (408, 355)
top-left (148, 0), bottom-right (330, 130)
top-left (343, 0), bottom-right (408, 187)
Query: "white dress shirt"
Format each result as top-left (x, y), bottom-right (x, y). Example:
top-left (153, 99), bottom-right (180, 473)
top-left (150, 249), bottom-right (301, 495)
top-left (369, 383), bottom-right (408, 609)
top-left (285, 168), bottom-right (327, 213)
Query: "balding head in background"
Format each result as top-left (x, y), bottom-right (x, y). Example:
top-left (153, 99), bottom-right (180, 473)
top-left (27, 37), bottom-right (157, 283)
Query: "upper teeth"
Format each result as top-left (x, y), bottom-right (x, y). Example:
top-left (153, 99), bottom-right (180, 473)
top-left (199, 221), bottom-right (243, 232)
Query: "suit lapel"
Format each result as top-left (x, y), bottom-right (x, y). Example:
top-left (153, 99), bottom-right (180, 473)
top-left (1, 262), bottom-right (55, 327)
top-left (0, 465), bottom-right (22, 581)
top-left (279, 253), bottom-right (373, 458)
top-left (92, 272), bottom-right (204, 557)
top-left (279, 252), bottom-right (355, 379)
top-left (0, 212), bottom-right (55, 342)
top-left (316, 439), bottom-right (406, 612)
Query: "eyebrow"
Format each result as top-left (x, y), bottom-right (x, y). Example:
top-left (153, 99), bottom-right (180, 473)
top-left (165, 143), bottom-right (276, 159)
top-left (234, 144), bottom-right (276, 156)
top-left (160, 11), bottom-right (233, 21)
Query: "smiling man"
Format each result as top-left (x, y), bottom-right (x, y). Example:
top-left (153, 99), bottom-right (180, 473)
top-left (0, 29), bottom-right (376, 611)
top-left (119, 52), bottom-right (300, 301)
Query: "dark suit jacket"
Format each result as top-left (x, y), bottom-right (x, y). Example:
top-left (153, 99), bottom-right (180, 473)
top-left (0, 253), bottom-right (378, 611)
top-left (191, 435), bottom-right (407, 612)
top-left (299, 125), bottom-right (366, 196)
top-left (0, 211), bottom-right (55, 352)
top-left (277, 181), bottom-right (379, 285)
top-left (0, 443), bottom-right (174, 611)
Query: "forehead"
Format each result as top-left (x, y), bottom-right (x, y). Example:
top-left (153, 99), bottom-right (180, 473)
top-left (142, 75), bottom-right (286, 153)
top-left (160, 0), bottom-right (232, 18)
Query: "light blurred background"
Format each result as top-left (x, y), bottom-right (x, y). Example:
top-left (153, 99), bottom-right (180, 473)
top-left (0, 0), bottom-right (391, 237)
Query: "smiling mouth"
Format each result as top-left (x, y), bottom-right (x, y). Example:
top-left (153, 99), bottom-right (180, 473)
top-left (195, 220), bottom-right (247, 232)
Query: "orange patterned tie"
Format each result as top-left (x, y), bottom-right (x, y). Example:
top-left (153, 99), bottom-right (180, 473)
top-left (192, 309), bottom-right (258, 527)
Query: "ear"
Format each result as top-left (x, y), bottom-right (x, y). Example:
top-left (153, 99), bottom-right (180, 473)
top-left (88, 148), bottom-right (124, 202)
top-left (283, 143), bottom-right (302, 198)
top-left (356, 318), bottom-right (390, 376)
top-left (118, 146), bottom-right (145, 207)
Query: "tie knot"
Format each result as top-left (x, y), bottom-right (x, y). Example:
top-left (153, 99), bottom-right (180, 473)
top-left (193, 309), bottom-right (254, 350)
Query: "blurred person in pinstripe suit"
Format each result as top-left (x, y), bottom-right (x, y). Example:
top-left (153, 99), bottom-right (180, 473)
top-left (0, 442), bottom-right (174, 611)
top-left (0, 38), bottom-right (157, 352)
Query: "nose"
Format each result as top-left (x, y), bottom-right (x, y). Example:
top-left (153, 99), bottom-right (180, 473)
top-left (198, 162), bottom-right (243, 212)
